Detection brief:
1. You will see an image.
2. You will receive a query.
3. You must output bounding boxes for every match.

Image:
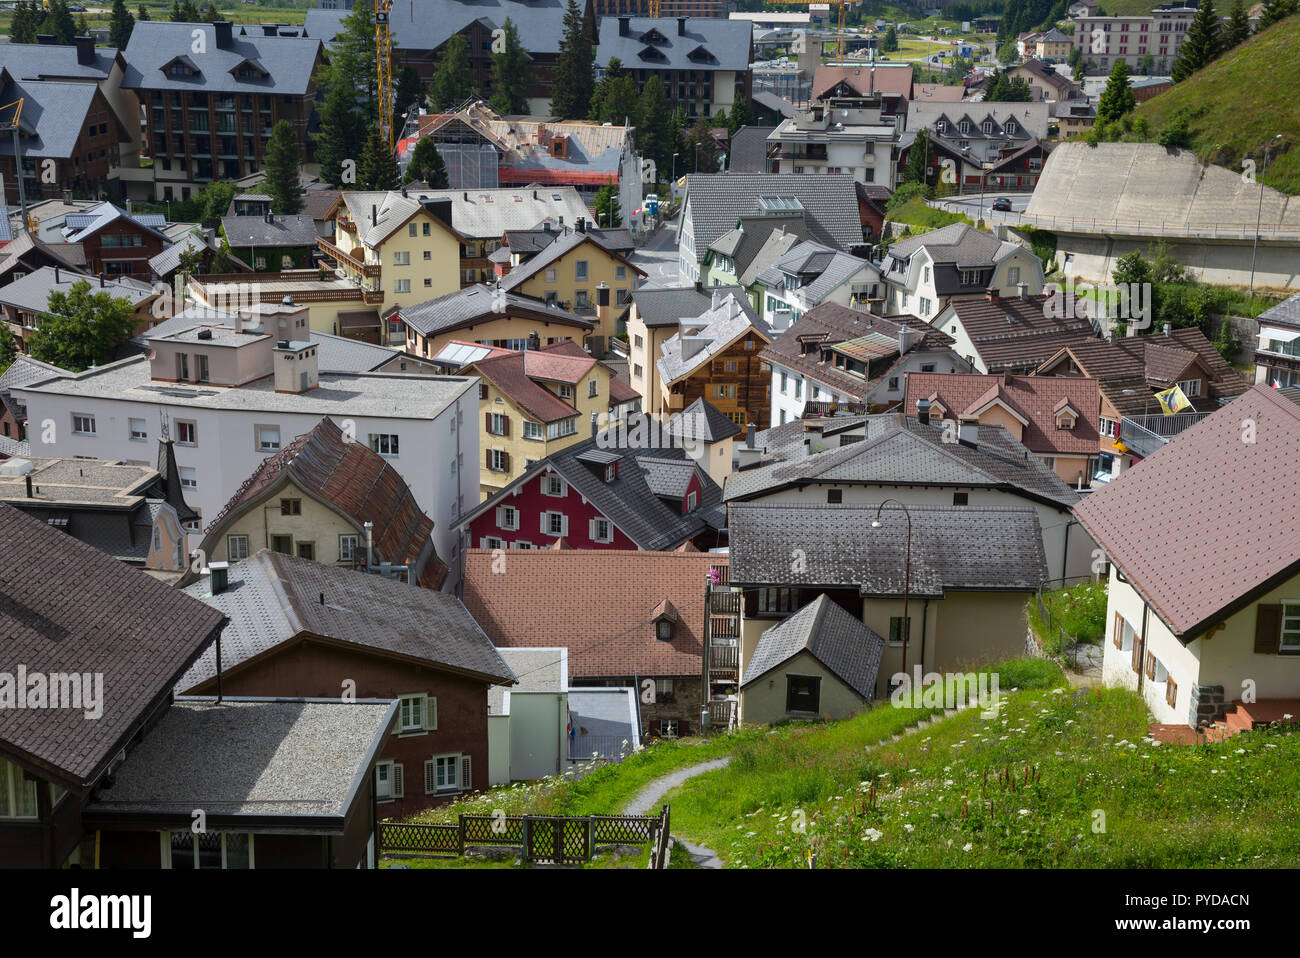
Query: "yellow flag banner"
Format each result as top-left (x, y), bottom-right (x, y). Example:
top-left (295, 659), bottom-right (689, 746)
top-left (1154, 385), bottom-right (1191, 416)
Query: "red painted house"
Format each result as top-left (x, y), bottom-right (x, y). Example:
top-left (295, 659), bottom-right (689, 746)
top-left (59, 201), bottom-right (169, 277)
top-left (459, 431), bottom-right (726, 553)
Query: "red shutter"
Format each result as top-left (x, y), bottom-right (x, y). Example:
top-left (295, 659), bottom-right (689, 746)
top-left (1255, 604), bottom-right (1283, 654)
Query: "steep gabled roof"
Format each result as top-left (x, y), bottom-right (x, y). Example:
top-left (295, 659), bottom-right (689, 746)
top-left (656, 292), bottom-right (770, 386)
top-left (202, 418), bottom-right (444, 588)
top-left (942, 293), bottom-right (1095, 373)
top-left (399, 283), bottom-right (592, 337)
top-left (499, 228), bottom-right (644, 291)
top-left (122, 22), bottom-right (322, 95)
top-left (741, 594), bottom-right (885, 699)
top-left (664, 397), bottom-right (742, 444)
top-left (0, 502), bottom-right (227, 788)
top-left (1073, 385), bottom-right (1300, 642)
top-left (596, 16), bottom-right (752, 73)
top-left (463, 549), bottom-right (727, 679)
top-left (177, 551), bottom-right (514, 692)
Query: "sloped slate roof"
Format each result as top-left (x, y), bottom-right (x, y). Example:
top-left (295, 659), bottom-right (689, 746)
top-left (681, 173), bottom-right (863, 264)
top-left (1073, 385), bottom-right (1300, 641)
top-left (0, 354), bottom-right (70, 391)
top-left (724, 414), bottom-right (1080, 508)
top-left (1257, 291), bottom-right (1300, 332)
top-left (630, 285), bottom-right (714, 328)
top-left (755, 240), bottom-right (876, 305)
top-left (0, 77), bottom-right (98, 160)
top-left (122, 22), bottom-right (322, 94)
top-left (177, 551), bottom-right (514, 692)
top-left (0, 41), bottom-right (118, 80)
top-left (203, 417), bottom-right (445, 587)
top-left (943, 293), bottom-right (1095, 374)
top-left (0, 502), bottom-right (227, 787)
top-left (307, 0), bottom-right (575, 55)
top-left (61, 201), bottom-right (169, 244)
top-left (656, 292), bottom-right (768, 385)
top-left (741, 594), bottom-right (884, 700)
top-left (664, 397), bottom-right (742, 443)
top-left (728, 501), bottom-right (1048, 596)
top-left (727, 125), bottom-right (777, 173)
top-left (220, 214), bottom-right (319, 249)
top-left (499, 229), bottom-right (643, 291)
top-left (399, 283), bottom-right (591, 337)
top-left (596, 16), bottom-right (752, 72)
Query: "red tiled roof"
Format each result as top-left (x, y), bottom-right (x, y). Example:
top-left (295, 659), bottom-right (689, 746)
top-left (946, 293), bottom-right (1095, 373)
top-left (473, 352), bottom-right (581, 424)
top-left (1073, 385), bottom-right (1300, 641)
top-left (813, 64), bottom-right (913, 101)
top-left (903, 371), bottom-right (1101, 456)
top-left (203, 418), bottom-right (445, 587)
top-left (523, 349), bottom-right (597, 384)
top-left (462, 549), bottom-right (727, 678)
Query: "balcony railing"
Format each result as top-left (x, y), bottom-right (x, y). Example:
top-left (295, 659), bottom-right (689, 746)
top-left (318, 237), bottom-right (380, 278)
top-left (1119, 411), bottom-right (1211, 458)
top-left (709, 644), bottom-right (739, 671)
top-left (707, 699), bottom-right (737, 730)
top-left (709, 591), bottom-right (740, 614)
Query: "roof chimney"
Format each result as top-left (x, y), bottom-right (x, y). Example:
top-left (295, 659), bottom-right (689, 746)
top-left (371, 205), bottom-right (377, 227)
top-left (898, 323), bottom-right (920, 355)
top-left (528, 329), bottom-right (540, 350)
top-left (576, 216), bottom-right (586, 234)
top-left (25, 474), bottom-right (32, 499)
top-left (1163, 322), bottom-right (1171, 336)
top-left (209, 561), bottom-right (229, 595)
top-left (678, 17), bottom-right (688, 35)
top-left (35, 34), bottom-right (55, 45)
top-left (747, 422), bottom-right (757, 448)
top-left (985, 287), bottom-right (999, 302)
top-left (917, 397), bottom-right (931, 425)
top-left (618, 15), bottom-right (630, 36)
top-left (74, 36), bottom-right (95, 65)
top-left (1016, 281), bottom-right (1027, 297)
top-left (54, 267), bottom-right (60, 284)
top-left (958, 417), bottom-right (979, 446)
top-left (214, 21), bottom-right (234, 49)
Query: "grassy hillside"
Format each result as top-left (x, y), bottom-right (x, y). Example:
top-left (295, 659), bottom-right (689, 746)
top-left (1132, 16), bottom-right (1300, 194)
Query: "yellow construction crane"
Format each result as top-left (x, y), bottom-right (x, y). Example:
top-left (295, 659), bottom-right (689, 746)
top-left (375, 1), bottom-right (394, 149)
top-left (766, 0), bottom-right (850, 63)
top-left (0, 97), bottom-right (32, 234)
top-left (648, 0), bottom-right (660, 16)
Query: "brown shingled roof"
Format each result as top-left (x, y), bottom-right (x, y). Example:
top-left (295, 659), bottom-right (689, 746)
top-left (201, 418), bottom-right (445, 588)
top-left (813, 64), bottom-right (914, 101)
top-left (1072, 385), bottom-right (1300, 641)
top-left (462, 549), bottom-right (727, 679)
top-left (944, 293), bottom-right (1094, 373)
top-left (903, 371), bottom-right (1101, 456)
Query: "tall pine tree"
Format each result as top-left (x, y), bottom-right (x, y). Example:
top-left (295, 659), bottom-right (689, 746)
top-left (108, 0), bottom-right (134, 49)
top-left (489, 17), bottom-right (532, 115)
top-left (263, 120), bottom-right (304, 215)
top-left (1171, 0), bottom-right (1221, 82)
top-left (359, 128), bottom-right (399, 191)
top-left (137, 4), bottom-right (149, 21)
top-left (1257, 0), bottom-right (1296, 29)
top-left (550, 0), bottom-right (594, 120)
top-left (636, 75), bottom-right (673, 186)
top-left (393, 65), bottom-right (424, 134)
top-left (314, 80), bottom-right (366, 187)
top-left (42, 0), bottom-right (77, 44)
top-left (1096, 60), bottom-right (1135, 123)
top-left (405, 137), bottom-right (448, 188)
top-left (428, 33), bottom-right (474, 111)
top-left (1223, 0), bottom-right (1252, 47)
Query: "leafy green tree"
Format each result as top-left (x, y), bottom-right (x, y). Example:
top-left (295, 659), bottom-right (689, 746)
top-left (197, 181), bottom-right (238, 223)
top-left (314, 81), bottom-right (365, 188)
top-left (263, 120), bottom-right (304, 215)
top-left (726, 98), bottom-right (756, 135)
top-left (137, 4), bottom-right (149, 21)
top-left (359, 127), bottom-right (399, 191)
top-left (0, 324), bottom-right (16, 377)
top-left (330, 0), bottom-right (379, 119)
top-left (903, 129), bottom-right (933, 189)
top-left (1171, 0), bottom-right (1221, 82)
top-left (10, 2), bottom-right (38, 44)
top-left (883, 26), bottom-right (899, 52)
top-left (169, 1), bottom-right (182, 20)
top-left (489, 17), bottom-right (533, 115)
top-left (997, 40), bottom-right (1019, 64)
top-left (594, 184), bottom-right (622, 227)
top-left (209, 238), bottom-right (236, 273)
top-left (108, 0), bottom-right (135, 48)
top-left (550, 0), bottom-right (595, 119)
top-left (1112, 249), bottom-right (1151, 288)
top-left (1224, 0), bottom-right (1252, 48)
top-left (75, 13), bottom-right (90, 36)
top-left (405, 136), bottom-right (448, 187)
top-left (1096, 60), bottom-right (1135, 123)
top-left (202, 2), bottom-right (220, 22)
top-left (590, 59), bottom-right (640, 126)
top-left (1156, 110), bottom-right (1193, 148)
top-left (1214, 315), bottom-right (1238, 360)
top-left (428, 33), bottom-right (474, 111)
top-left (29, 281), bottom-right (139, 372)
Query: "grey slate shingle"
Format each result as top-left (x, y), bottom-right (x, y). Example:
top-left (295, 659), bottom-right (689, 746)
top-left (741, 594), bottom-right (884, 700)
top-left (122, 22), bottom-right (322, 95)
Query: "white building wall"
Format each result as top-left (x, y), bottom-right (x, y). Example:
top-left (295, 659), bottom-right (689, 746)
top-left (16, 382), bottom-right (479, 590)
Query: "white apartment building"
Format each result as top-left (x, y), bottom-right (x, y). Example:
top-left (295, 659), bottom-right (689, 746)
top-left (12, 308), bottom-right (479, 589)
top-left (766, 97), bottom-right (899, 185)
top-left (1070, 3), bottom-right (1198, 74)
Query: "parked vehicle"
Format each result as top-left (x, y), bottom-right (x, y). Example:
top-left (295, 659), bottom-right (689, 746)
top-left (992, 197), bottom-right (1013, 212)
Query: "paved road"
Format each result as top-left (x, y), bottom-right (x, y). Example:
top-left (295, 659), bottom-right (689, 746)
top-left (928, 192), bottom-right (1034, 225)
top-left (629, 220), bottom-right (681, 289)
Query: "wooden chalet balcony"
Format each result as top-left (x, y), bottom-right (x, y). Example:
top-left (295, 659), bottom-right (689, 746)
top-left (710, 591), bottom-right (740, 614)
top-left (710, 615), bottom-right (738, 639)
top-left (709, 644), bottom-right (740, 671)
top-left (707, 699), bottom-right (737, 730)
top-left (318, 237), bottom-right (380, 278)
top-left (362, 289), bottom-right (385, 305)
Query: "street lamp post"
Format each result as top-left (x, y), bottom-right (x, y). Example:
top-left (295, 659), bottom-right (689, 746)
top-left (1249, 134), bottom-right (1283, 301)
top-left (870, 498), bottom-right (913, 681)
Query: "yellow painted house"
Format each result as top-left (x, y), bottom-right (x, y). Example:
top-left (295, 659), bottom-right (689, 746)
top-left (498, 226), bottom-right (646, 355)
top-left (469, 341), bottom-right (642, 500)
top-left (318, 190), bottom-right (463, 345)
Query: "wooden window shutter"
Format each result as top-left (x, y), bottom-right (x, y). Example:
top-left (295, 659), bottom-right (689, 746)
top-left (1165, 677), bottom-right (1177, 709)
top-left (479, 384), bottom-right (488, 400)
top-left (502, 416), bottom-right (510, 437)
top-left (1144, 651), bottom-right (1156, 681)
top-left (501, 451), bottom-right (510, 472)
top-left (460, 755), bottom-right (472, 792)
top-left (1113, 612), bottom-right (1123, 649)
top-left (485, 412), bottom-right (492, 433)
top-left (648, 719), bottom-right (661, 735)
top-left (540, 511), bottom-right (549, 534)
top-left (486, 449), bottom-right (493, 469)
top-left (1131, 636), bottom-right (1141, 674)
top-left (1255, 604), bottom-right (1283, 655)
top-left (392, 763), bottom-right (404, 799)
top-left (426, 697), bottom-right (437, 731)
top-left (560, 514), bottom-right (569, 537)
top-left (423, 759), bottom-right (437, 795)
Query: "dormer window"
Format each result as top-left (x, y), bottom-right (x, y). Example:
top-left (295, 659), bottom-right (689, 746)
top-left (982, 120), bottom-right (994, 134)
top-left (936, 120), bottom-right (947, 134)
top-left (639, 28), bottom-right (669, 44)
top-left (162, 55), bottom-right (201, 78)
top-left (959, 120), bottom-right (971, 134)
top-left (1005, 120), bottom-right (1017, 134)
top-left (638, 45), bottom-right (667, 61)
top-left (605, 462), bottom-right (618, 483)
top-left (656, 620), bottom-right (673, 641)
top-left (652, 598), bottom-right (680, 641)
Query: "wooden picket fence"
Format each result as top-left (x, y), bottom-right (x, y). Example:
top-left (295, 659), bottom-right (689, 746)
top-left (381, 805), bottom-right (672, 867)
